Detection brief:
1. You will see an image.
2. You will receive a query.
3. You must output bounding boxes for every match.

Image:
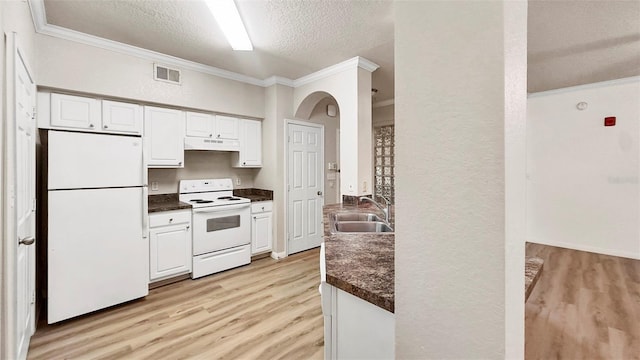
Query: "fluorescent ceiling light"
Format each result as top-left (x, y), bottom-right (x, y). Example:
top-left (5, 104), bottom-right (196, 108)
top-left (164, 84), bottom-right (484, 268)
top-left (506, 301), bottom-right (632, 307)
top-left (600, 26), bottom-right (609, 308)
top-left (205, 0), bottom-right (253, 51)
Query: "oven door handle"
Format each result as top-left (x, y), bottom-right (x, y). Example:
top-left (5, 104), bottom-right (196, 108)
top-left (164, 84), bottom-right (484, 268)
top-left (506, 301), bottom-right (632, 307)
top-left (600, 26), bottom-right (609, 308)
top-left (193, 203), bottom-right (250, 213)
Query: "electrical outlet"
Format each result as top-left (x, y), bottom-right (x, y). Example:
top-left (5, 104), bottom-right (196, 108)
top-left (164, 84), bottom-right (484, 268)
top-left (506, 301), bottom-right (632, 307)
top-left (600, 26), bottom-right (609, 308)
top-left (236, 177), bottom-right (241, 186)
top-left (151, 181), bottom-right (159, 191)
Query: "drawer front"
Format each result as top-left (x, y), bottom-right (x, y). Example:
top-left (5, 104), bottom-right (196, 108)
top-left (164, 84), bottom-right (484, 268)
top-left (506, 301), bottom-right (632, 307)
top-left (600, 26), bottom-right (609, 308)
top-left (149, 210), bottom-right (191, 228)
top-left (251, 201), bottom-right (273, 214)
top-left (192, 244), bottom-right (250, 279)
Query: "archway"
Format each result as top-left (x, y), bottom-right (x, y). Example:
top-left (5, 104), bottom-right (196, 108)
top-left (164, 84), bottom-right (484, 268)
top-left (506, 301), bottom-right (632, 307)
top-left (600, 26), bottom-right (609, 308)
top-left (294, 91), bottom-right (341, 204)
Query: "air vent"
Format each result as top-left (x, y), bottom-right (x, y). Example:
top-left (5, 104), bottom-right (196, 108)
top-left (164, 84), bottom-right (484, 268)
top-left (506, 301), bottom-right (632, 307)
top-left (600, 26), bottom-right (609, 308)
top-left (153, 64), bottom-right (181, 84)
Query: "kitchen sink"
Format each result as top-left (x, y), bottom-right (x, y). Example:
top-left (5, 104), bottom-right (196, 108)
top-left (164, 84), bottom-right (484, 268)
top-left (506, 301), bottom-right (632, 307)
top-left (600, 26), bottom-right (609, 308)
top-left (333, 213), bottom-right (383, 222)
top-left (333, 221), bottom-right (394, 233)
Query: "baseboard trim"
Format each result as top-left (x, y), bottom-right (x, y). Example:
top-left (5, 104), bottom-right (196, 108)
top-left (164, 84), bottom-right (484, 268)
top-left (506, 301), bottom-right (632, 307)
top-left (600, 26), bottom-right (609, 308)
top-left (528, 238), bottom-right (640, 260)
top-left (271, 251), bottom-right (287, 260)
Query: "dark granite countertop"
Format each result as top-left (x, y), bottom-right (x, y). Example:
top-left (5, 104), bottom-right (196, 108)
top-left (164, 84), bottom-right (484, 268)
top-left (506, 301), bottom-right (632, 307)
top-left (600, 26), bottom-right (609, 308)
top-left (148, 194), bottom-right (192, 213)
top-left (234, 188), bottom-right (273, 202)
top-left (323, 203), bottom-right (395, 313)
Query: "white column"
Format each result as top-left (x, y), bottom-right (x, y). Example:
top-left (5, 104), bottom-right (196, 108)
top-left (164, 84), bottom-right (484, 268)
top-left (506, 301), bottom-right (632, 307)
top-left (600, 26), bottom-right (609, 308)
top-left (395, 1), bottom-right (527, 358)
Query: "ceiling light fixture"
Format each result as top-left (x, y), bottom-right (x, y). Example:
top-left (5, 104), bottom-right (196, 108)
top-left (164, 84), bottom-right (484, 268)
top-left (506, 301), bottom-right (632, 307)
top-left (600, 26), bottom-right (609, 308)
top-left (204, 0), bottom-right (253, 51)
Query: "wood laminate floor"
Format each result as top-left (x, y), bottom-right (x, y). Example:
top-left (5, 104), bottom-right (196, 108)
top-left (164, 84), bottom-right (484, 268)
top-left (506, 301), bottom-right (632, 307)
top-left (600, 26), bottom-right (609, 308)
top-left (28, 248), bottom-right (324, 360)
top-left (526, 243), bottom-right (640, 359)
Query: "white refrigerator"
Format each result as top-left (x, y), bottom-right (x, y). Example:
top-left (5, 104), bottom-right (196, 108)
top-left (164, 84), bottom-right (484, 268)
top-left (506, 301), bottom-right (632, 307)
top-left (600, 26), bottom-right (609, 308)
top-left (46, 130), bottom-right (148, 323)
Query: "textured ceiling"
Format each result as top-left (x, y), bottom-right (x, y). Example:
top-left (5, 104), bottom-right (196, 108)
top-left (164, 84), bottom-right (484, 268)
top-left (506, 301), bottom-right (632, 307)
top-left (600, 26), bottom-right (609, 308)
top-left (42, 0), bottom-right (395, 101)
top-left (41, 0), bottom-right (640, 98)
top-left (528, 0), bottom-right (640, 93)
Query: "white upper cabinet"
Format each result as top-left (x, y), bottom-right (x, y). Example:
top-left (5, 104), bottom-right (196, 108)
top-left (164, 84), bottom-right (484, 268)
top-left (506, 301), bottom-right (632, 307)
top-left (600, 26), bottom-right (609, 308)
top-left (42, 93), bottom-right (142, 135)
top-left (215, 115), bottom-right (239, 140)
top-left (102, 100), bottom-right (143, 135)
top-left (185, 112), bottom-right (215, 138)
top-left (50, 93), bottom-right (101, 131)
top-left (144, 106), bottom-right (185, 168)
top-left (185, 113), bottom-right (238, 140)
top-left (232, 119), bottom-right (262, 168)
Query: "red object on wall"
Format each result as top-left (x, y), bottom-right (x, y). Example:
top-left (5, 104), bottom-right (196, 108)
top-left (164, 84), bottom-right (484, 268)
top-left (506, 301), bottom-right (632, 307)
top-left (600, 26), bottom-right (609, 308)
top-left (604, 117), bottom-right (616, 126)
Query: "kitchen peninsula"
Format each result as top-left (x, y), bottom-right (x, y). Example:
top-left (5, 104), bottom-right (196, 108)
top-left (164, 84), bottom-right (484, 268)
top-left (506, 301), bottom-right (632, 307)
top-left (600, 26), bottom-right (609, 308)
top-left (321, 202), bottom-right (395, 359)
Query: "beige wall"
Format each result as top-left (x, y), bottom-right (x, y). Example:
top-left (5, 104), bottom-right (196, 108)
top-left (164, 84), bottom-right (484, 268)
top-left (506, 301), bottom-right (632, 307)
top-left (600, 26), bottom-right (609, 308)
top-left (294, 67), bottom-right (373, 196)
top-left (373, 104), bottom-right (394, 126)
top-left (148, 151), bottom-right (258, 194)
top-left (255, 84), bottom-right (293, 257)
top-left (35, 35), bottom-right (265, 118)
top-left (307, 97), bottom-right (340, 204)
top-left (395, 1), bottom-right (526, 358)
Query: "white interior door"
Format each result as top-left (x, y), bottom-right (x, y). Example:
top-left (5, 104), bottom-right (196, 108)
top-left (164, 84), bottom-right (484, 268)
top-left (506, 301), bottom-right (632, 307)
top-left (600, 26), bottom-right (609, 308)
top-left (15, 40), bottom-right (36, 360)
top-left (287, 122), bottom-right (324, 255)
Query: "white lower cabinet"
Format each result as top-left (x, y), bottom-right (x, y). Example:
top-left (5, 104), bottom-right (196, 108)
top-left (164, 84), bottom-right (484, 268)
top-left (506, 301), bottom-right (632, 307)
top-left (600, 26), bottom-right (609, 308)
top-left (149, 210), bottom-right (192, 282)
top-left (251, 201), bottom-right (273, 255)
top-left (321, 283), bottom-right (395, 359)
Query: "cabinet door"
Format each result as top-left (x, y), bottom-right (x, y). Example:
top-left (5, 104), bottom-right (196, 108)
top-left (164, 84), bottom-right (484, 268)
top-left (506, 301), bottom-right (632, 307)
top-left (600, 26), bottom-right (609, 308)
top-left (242, 120), bottom-right (262, 167)
top-left (251, 212), bottom-right (272, 254)
top-left (215, 115), bottom-right (239, 140)
top-left (144, 106), bottom-right (185, 167)
top-left (102, 100), bottom-right (143, 135)
top-left (50, 93), bottom-right (100, 131)
top-left (149, 223), bottom-right (192, 281)
top-left (185, 112), bottom-right (214, 138)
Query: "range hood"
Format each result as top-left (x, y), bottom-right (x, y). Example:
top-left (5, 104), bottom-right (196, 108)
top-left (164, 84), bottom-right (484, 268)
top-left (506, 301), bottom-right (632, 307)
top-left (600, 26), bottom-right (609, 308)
top-left (184, 137), bottom-right (240, 152)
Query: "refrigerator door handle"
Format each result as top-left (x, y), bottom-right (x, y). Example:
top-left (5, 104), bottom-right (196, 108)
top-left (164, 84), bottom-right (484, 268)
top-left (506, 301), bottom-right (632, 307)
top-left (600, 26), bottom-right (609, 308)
top-left (142, 186), bottom-right (149, 239)
top-left (141, 137), bottom-right (148, 186)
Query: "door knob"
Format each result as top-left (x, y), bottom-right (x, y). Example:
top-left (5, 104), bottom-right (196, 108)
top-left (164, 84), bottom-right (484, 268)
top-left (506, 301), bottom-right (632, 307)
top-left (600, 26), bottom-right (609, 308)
top-left (317, 191), bottom-right (323, 196)
top-left (103, 125), bottom-right (109, 129)
top-left (19, 236), bottom-right (35, 246)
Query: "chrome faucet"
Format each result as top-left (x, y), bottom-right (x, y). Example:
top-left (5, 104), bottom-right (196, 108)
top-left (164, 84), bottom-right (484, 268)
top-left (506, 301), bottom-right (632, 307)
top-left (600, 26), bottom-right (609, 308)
top-left (359, 196), bottom-right (391, 223)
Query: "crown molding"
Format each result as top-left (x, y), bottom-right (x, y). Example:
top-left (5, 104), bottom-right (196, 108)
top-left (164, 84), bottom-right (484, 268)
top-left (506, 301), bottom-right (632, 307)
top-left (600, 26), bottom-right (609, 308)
top-left (528, 76), bottom-right (640, 98)
top-left (357, 57), bottom-right (381, 72)
top-left (36, 23), bottom-right (269, 87)
top-left (263, 76), bottom-right (295, 87)
top-left (373, 98), bottom-right (394, 108)
top-left (293, 56), bottom-right (380, 87)
top-left (27, 0), bottom-right (380, 90)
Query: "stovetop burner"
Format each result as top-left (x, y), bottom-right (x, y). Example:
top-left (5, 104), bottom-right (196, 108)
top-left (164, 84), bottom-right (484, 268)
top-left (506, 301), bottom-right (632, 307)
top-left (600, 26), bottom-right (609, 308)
top-left (218, 196), bottom-right (242, 201)
top-left (179, 179), bottom-right (251, 208)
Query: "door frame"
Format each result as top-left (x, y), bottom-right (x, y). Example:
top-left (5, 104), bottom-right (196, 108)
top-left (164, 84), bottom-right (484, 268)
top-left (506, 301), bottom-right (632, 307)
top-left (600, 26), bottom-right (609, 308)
top-left (2, 33), bottom-right (36, 360)
top-left (284, 119), bottom-right (325, 257)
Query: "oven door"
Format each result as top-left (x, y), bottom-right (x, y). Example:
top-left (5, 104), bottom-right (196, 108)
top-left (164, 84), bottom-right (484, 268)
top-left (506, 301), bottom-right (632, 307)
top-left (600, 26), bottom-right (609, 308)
top-left (192, 203), bottom-right (250, 255)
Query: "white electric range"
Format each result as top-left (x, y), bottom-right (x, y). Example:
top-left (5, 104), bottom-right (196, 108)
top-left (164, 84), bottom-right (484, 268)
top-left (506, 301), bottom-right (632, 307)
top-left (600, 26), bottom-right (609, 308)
top-left (179, 179), bottom-right (251, 279)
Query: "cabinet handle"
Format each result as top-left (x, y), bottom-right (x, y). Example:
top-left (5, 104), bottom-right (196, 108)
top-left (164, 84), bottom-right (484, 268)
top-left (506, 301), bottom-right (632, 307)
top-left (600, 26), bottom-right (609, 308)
top-left (178, 161), bottom-right (182, 166)
top-left (169, 218), bottom-right (173, 223)
top-left (261, 207), bottom-right (264, 211)
top-left (253, 216), bottom-right (256, 220)
top-left (209, 134), bottom-right (213, 137)
top-left (186, 225), bottom-right (190, 230)
top-left (103, 124), bottom-right (109, 129)
top-left (243, 162), bottom-right (246, 165)
top-left (19, 236), bottom-right (35, 246)
top-left (217, 134), bottom-right (221, 138)
top-left (89, 124), bottom-right (94, 128)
